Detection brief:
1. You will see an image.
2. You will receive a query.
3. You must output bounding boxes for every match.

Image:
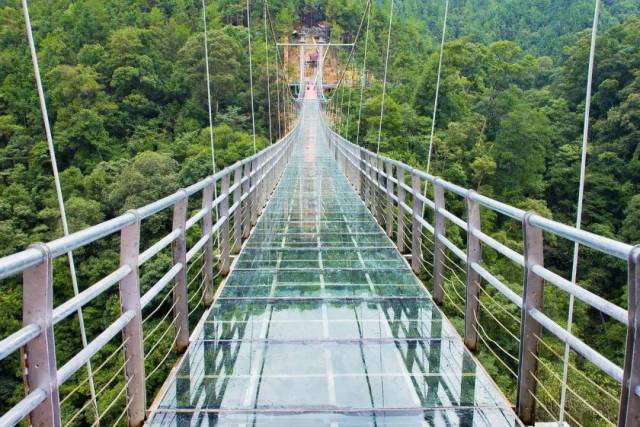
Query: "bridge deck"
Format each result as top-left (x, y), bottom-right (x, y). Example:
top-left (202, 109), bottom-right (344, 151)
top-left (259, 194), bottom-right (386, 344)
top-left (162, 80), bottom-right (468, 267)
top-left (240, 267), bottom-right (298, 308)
top-left (146, 101), bottom-right (520, 426)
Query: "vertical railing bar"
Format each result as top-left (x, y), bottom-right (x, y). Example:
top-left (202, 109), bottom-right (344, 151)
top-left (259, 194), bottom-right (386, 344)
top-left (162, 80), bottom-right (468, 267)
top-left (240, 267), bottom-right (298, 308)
top-left (250, 159), bottom-right (259, 226)
top-left (118, 211), bottom-right (145, 426)
top-left (464, 191), bottom-right (482, 351)
top-left (360, 149), bottom-right (367, 206)
top-left (619, 246), bottom-right (640, 426)
top-left (396, 166), bottom-right (406, 253)
top-left (220, 173), bottom-right (231, 276)
top-left (385, 160), bottom-right (394, 237)
top-left (517, 212), bottom-right (545, 423)
top-left (411, 173), bottom-right (423, 274)
top-left (374, 156), bottom-right (384, 225)
top-left (432, 179), bottom-right (445, 305)
top-left (23, 243), bottom-right (61, 427)
top-left (233, 165), bottom-right (243, 254)
top-left (242, 162), bottom-right (251, 238)
top-left (171, 190), bottom-right (189, 353)
top-left (202, 179), bottom-right (215, 306)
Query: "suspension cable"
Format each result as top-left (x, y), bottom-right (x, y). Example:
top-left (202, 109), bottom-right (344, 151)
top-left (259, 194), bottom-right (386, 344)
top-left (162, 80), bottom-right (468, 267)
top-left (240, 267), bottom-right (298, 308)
top-left (201, 0), bottom-right (220, 220)
top-left (263, 0), bottom-right (273, 143)
top-left (325, 0), bottom-right (371, 120)
top-left (339, 82), bottom-right (346, 132)
top-left (425, 0), bottom-right (449, 177)
top-left (559, 0), bottom-right (601, 423)
top-left (246, 0), bottom-right (257, 154)
top-left (375, 0), bottom-right (394, 154)
top-left (328, 0), bottom-right (371, 103)
top-left (356, 3), bottom-right (371, 146)
top-left (264, 3), bottom-right (292, 132)
top-left (421, 0), bottom-right (449, 217)
top-left (268, 1), bottom-right (282, 139)
top-left (21, 0), bottom-right (99, 421)
top-left (345, 66), bottom-right (353, 139)
top-left (274, 51), bottom-right (283, 138)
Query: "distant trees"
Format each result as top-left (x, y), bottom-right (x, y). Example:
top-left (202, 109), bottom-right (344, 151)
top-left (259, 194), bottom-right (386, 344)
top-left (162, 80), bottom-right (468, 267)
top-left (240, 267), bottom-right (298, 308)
top-left (339, 7), bottom-right (639, 424)
top-left (0, 0), bottom-right (637, 424)
top-left (0, 0), bottom-right (290, 418)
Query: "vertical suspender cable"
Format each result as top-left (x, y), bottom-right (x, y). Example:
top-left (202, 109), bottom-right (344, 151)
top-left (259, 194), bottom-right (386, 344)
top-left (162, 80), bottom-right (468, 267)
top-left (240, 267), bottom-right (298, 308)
top-left (263, 0), bottom-right (273, 144)
top-left (264, 5), bottom-right (285, 135)
top-left (338, 81), bottom-right (344, 134)
top-left (21, 0), bottom-right (99, 421)
top-left (201, 0), bottom-right (219, 220)
top-left (425, 0), bottom-right (449, 178)
top-left (317, 1), bottom-right (370, 142)
top-left (246, 0), bottom-right (257, 154)
top-left (336, 85), bottom-right (341, 130)
top-left (375, 0), bottom-right (394, 154)
top-left (356, 3), bottom-right (371, 146)
top-left (274, 51), bottom-right (283, 139)
top-left (346, 67), bottom-right (353, 140)
top-left (265, 2), bottom-right (296, 134)
top-left (266, 1), bottom-right (282, 140)
top-left (421, 0), bottom-right (449, 217)
top-left (283, 69), bottom-right (289, 133)
top-left (559, 0), bottom-right (601, 423)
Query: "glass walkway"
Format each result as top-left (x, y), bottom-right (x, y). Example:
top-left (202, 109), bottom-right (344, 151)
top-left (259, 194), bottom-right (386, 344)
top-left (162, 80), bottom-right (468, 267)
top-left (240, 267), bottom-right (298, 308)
top-left (146, 101), bottom-right (520, 426)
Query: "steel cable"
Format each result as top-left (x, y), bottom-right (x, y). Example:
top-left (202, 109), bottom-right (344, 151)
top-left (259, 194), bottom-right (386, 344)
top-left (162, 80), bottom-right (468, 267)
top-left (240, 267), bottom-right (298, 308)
top-left (144, 317), bottom-right (178, 361)
top-left (145, 327), bottom-right (182, 381)
top-left (560, 1), bottom-right (602, 423)
top-left (21, 0), bottom-right (99, 418)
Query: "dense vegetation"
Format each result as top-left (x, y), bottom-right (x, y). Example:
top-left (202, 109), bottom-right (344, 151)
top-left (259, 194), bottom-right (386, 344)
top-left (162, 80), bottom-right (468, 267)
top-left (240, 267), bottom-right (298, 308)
top-left (0, 0), bottom-right (291, 424)
top-left (0, 0), bottom-right (638, 425)
top-left (326, 0), bottom-right (639, 425)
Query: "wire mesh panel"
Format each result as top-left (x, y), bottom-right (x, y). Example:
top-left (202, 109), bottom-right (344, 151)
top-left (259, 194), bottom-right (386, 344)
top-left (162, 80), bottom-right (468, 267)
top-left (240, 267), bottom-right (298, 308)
top-left (146, 101), bottom-right (519, 426)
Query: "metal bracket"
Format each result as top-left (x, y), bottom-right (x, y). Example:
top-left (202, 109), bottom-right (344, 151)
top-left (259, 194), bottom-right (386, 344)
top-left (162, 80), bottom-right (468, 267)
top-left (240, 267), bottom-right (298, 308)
top-left (23, 243), bottom-right (61, 427)
top-left (517, 211), bottom-right (544, 423)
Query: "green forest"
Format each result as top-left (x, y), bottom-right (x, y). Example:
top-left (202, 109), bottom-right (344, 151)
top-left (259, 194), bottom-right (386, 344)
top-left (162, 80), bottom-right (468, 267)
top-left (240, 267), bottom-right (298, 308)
top-left (0, 0), bottom-right (639, 425)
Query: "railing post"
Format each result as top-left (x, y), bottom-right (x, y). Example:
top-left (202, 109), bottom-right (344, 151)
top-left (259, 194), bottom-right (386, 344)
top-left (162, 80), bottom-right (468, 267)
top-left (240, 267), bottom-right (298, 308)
top-left (361, 150), bottom-right (370, 208)
top-left (385, 161), bottom-right (394, 237)
top-left (374, 157), bottom-right (384, 225)
top-left (432, 179), bottom-right (446, 305)
top-left (268, 150), bottom-right (276, 195)
top-left (257, 154), bottom-right (267, 210)
top-left (396, 167), bottom-right (406, 253)
top-left (377, 157), bottom-right (386, 224)
top-left (250, 159), bottom-right (259, 226)
top-left (349, 146), bottom-right (357, 188)
top-left (619, 245), bottom-right (640, 426)
top-left (23, 244), bottom-right (61, 427)
top-left (411, 173), bottom-right (423, 274)
top-left (242, 162), bottom-right (251, 238)
top-left (362, 151), bottom-right (370, 209)
top-left (359, 148), bottom-right (366, 202)
top-left (172, 190), bottom-right (189, 353)
top-left (464, 191), bottom-right (482, 351)
top-left (118, 212), bottom-right (146, 426)
top-left (516, 212), bottom-right (544, 424)
top-left (220, 172), bottom-right (231, 276)
top-left (202, 179), bottom-right (215, 306)
top-left (371, 155), bottom-right (378, 217)
top-left (233, 165), bottom-right (242, 254)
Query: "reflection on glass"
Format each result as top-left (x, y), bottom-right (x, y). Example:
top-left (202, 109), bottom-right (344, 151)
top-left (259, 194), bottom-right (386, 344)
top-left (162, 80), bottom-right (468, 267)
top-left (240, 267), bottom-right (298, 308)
top-left (147, 102), bottom-right (519, 426)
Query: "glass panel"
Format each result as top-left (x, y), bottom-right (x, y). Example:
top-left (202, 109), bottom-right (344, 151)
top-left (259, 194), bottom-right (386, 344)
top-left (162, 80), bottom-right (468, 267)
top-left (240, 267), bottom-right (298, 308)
top-left (149, 101), bottom-right (517, 425)
top-left (156, 340), bottom-right (507, 412)
top-left (147, 409), bottom-right (520, 427)
top-left (201, 299), bottom-right (453, 341)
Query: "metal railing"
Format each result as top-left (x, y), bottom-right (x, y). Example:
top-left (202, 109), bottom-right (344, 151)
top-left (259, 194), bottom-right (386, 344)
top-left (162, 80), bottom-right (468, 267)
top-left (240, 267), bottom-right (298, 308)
top-left (326, 128), bottom-right (639, 427)
top-left (0, 126), bottom-right (298, 426)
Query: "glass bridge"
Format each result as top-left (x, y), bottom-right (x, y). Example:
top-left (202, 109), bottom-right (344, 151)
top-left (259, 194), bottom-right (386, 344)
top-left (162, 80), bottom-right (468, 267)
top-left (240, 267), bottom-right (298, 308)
top-left (146, 101), bottom-right (520, 426)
